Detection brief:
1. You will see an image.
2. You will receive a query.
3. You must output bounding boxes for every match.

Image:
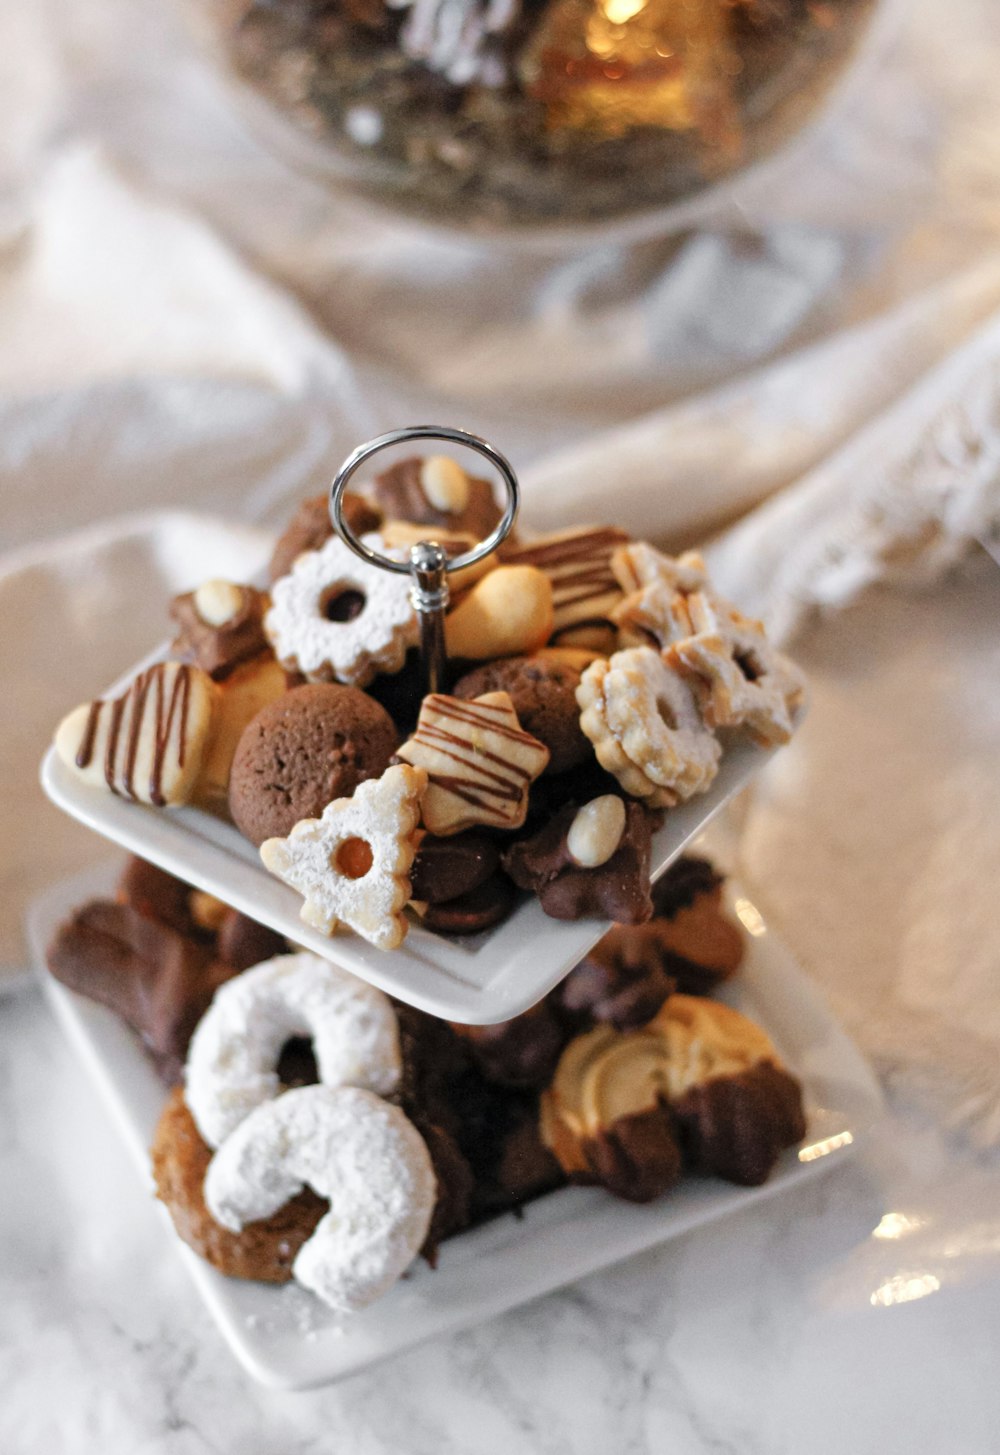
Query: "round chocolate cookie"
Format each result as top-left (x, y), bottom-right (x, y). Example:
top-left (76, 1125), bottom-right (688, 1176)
top-left (229, 683), bottom-right (399, 845)
top-left (152, 1087), bottom-right (327, 1283)
top-left (452, 654), bottom-right (591, 775)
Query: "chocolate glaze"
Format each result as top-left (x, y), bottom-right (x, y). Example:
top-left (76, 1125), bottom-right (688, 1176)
top-left (501, 527), bottom-right (629, 616)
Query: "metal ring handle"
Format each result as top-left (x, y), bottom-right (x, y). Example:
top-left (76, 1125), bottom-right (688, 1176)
top-left (328, 425), bottom-right (520, 572)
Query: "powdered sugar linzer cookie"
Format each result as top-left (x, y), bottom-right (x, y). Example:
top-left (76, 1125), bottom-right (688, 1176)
top-left (204, 1085), bottom-right (436, 1314)
top-left (185, 952), bottom-right (402, 1148)
top-left (265, 532), bottom-right (418, 688)
top-left (260, 764), bottom-right (426, 949)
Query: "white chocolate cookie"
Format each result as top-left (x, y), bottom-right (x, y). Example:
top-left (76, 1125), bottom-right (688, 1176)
top-left (185, 952), bottom-right (402, 1148)
top-left (54, 661), bottom-right (217, 806)
top-left (265, 533), bottom-right (418, 687)
top-left (396, 691), bottom-right (550, 835)
top-left (259, 764), bottom-right (426, 949)
top-left (204, 1085), bottom-right (435, 1313)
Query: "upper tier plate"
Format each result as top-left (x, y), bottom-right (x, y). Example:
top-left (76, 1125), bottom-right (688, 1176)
top-left (41, 708), bottom-right (782, 1022)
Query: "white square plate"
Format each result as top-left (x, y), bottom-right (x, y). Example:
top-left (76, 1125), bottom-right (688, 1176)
top-left (40, 697), bottom-right (785, 1024)
top-left (27, 858), bottom-right (883, 1390)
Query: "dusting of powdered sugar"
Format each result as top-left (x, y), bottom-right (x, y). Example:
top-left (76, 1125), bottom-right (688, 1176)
top-left (185, 952), bottom-right (401, 1148)
top-left (264, 532), bottom-right (417, 686)
top-left (204, 1085), bottom-right (436, 1314)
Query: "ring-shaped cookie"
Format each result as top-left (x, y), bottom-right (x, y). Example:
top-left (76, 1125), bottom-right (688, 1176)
top-left (204, 1085), bottom-right (436, 1313)
top-left (603, 648), bottom-right (721, 799)
top-left (185, 952), bottom-right (401, 1148)
top-left (265, 532), bottom-right (418, 687)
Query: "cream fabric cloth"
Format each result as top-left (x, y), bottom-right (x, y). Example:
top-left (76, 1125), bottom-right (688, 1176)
top-left (1, 0), bottom-right (999, 1141)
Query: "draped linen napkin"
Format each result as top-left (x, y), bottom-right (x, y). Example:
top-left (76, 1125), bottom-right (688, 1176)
top-left (2, 0), bottom-right (1000, 1144)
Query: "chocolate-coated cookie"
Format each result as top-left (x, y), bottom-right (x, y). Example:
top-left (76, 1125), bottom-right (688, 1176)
top-left (268, 492), bottom-right (382, 583)
top-left (228, 683), bottom-right (399, 846)
top-left (366, 456), bottom-right (502, 542)
top-left (410, 831), bottom-right (501, 905)
top-left (421, 872), bottom-right (517, 936)
top-left (502, 799), bottom-right (655, 924)
top-left (452, 654), bottom-right (591, 775)
top-left (46, 900), bottom-right (237, 1084)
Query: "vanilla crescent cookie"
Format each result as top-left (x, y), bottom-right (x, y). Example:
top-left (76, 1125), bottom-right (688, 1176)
top-left (265, 532), bottom-right (418, 687)
top-left (259, 763), bottom-right (426, 949)
top-left (602, 648), bottom-right (721, 799)
top-left (204, 1085), bottom-right (436, 1313)
top-left (54, 661), bottom-right (217, 806)
top-left (185, 952), bottom-right (402, 1148)
top-left (670, 592), bottom-right (806, 746)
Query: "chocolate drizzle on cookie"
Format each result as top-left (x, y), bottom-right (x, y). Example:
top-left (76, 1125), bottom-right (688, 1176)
top-left (77, 662), bottom-right (195, 806)
top-left (501, 527), bottom-right (629, 628)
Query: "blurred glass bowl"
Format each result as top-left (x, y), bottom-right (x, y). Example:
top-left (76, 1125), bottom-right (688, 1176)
top-left (190, 0), bottom-right (882, 239)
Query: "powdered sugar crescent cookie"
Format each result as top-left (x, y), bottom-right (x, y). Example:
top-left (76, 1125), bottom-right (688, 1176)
top-left (260, 764), bottom-right (426, 949)
top-left (670, 593), bottom-right (806, 746)
top-left (602, 647), bottom-right (721, 799)
top-left (610, 542), bottom-right (709, 596)
top-left (185, 951), bottom-right (402, 1148)
top-left (54, 661), bottom-right (217, 806)
top-left (204, 1085), bottom-right (436, 1313)
top-left (576, 657), bottom-right (676, 809)
top-left (265, 532), bottom-right (418, 687)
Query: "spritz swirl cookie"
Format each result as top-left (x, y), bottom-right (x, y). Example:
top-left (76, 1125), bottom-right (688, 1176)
top-left (670, 593), bottom-right (806, 745)
top-left (265, 533), bottom-right (418, 688)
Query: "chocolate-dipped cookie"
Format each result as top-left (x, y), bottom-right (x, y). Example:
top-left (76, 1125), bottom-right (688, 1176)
top-left (503, 797), bottom-right (655, 923)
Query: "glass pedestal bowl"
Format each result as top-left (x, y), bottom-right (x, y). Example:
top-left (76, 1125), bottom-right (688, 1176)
top-left (190, 0), bottom-right (883, 239)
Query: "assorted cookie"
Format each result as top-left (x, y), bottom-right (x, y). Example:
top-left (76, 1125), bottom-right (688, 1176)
top-left (50, 460), bottom-right (805, 951)
top-left (48, 852), bottom-right (807, 1314)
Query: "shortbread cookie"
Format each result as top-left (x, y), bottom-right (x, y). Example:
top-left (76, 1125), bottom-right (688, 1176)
top-left (265, 532), bottom-right (418, 687)
top-left (185, 951), bottom-right (402, 1147)
top-left (575, 655), bottom-right (675, 808)
top-left (602, 647), bottom-right (721, 799)
top-left (260, 763), bottom-right (426, 949)
top-left (669, 593), bottom-right (806, 745)
top-left (396, 692), bottom-right (550, 835)
top-left (54, 660), bottom-right (217, 806)
top-left (204, 1084), bottom-right (436, 1313)
top-left (195, 654), bottom-right (288, 806)
top-left (228, 683), bottom-right (399, 846)
top-left (500, 526), bottom-right (630, 636)
top-left (444, 565), bottom-right (553, 661)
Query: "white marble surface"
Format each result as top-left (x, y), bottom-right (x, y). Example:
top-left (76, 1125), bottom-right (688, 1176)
top-left (2, 982), bottom-right (999, 1454)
